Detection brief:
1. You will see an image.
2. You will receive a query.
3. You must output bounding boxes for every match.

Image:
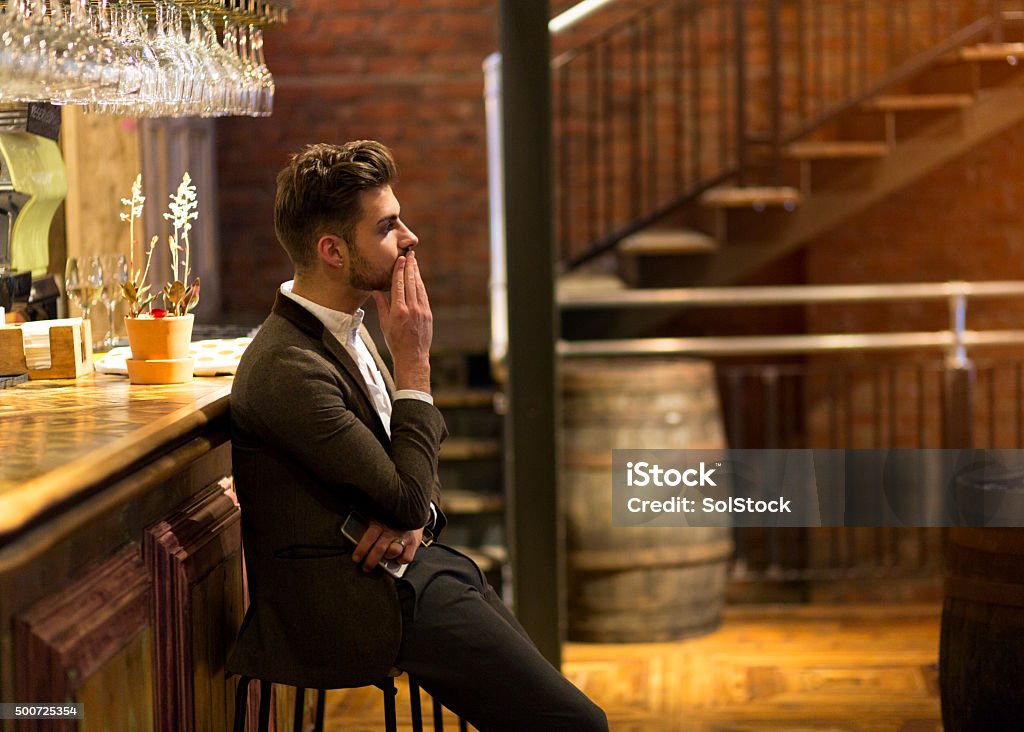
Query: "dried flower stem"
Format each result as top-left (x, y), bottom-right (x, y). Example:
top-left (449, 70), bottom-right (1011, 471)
top-left (164, 172), bottom-right (197, 286)
top-left (120, 171), bottom-right (200, 318)
top-left (119, 174), bottom-right (145, 274)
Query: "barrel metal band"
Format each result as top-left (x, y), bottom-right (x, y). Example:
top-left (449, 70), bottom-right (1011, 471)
top-left (569, 538), bottom-right (734, 572)
top-left (945, 576), bottom-right (1024, 609)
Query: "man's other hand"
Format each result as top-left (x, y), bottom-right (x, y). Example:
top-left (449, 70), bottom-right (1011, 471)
top-left (352, 518), bottom-right (424, 573)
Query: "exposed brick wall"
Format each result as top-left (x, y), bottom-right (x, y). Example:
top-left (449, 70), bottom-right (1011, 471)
top-left (806, 122), bottom-right (1024, 333)
top-left (216, 0), bottom-right (500, 349)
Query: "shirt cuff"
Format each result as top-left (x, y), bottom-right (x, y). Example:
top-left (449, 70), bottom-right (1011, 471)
top-left (421, 502), bottom-right (439, 546)
top-left (394, 389), bottom-right (434, 405)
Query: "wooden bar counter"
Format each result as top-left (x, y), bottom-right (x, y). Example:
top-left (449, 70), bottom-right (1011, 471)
top-left (0, 374), bottom-right (242, 731)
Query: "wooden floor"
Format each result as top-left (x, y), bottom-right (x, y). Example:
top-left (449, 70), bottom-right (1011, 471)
top-left (323, 603), bottom-right (942, 731)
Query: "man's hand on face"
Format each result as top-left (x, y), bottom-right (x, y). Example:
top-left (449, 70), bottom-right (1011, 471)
top-left (373, 251), bottom-right (432, 394)
top-left (351, 518), bottom-right (424, 573)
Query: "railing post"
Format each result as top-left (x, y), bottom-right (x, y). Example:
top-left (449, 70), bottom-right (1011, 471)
top-left (992, 0), bottom-right (1005, 43)
top-left (768, 0), bottom-right (782, 184)
top-left (944, 286), bottom-right (974, 448)
top-left (948, 286), bottom-right (969, 371)
top-left (943, 364), bottom-right (975, 449)
top-left (734, 0), bottom-right (748, 184)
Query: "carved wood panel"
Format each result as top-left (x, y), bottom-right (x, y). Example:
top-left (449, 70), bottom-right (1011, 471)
top-left (13, 543), bottom-right (153, 732)
top-left (144, 477), bottom-right (243, 732)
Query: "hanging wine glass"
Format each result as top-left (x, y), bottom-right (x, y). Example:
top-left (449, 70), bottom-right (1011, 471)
top-left (221, 20), bottom-right (251, 115)
top-left (85, 0), bottom-right (142, 111)
top-left (167, 2), bottom-right (205, 116)
top-left (2, 0), bottom-right (281, 115)
top-left (202, 12), bottom-right (245, 116)
top-left (251, 26), bottom-right (274, 117)
top-left (149, 0), bottom-right (190, 115)
top-left (0, 0), bottom-right (53, 102)
top-left (187, 8), bottom-right (224, 117)
top-left (118, 1), bottom-right (163, 116)
top-left (47, 0), bottom-right (115, 105)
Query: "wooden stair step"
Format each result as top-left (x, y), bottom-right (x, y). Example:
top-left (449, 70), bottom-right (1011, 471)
top-left (784, 141), bottom-right (890, 159)
top-left (556, 271), bottom-right (629, 299)
top-left (441, 488), bottom-right (504, 515)
top-left (433, 387), bottom-right (497, 410)
top-left (700, 186), bottom-right (801, 209)
top-left (439, 437), bottom-right (501, 461)
top-left (959, 42), bottom-right (1024, 62)
top-left (449, 544), bottom-right (508, 573)
top-left (863, 93), bottom-right (975, 112)
top-left (619, 228), bottom-right (718, 255)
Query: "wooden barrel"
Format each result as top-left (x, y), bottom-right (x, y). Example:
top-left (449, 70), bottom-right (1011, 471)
top-left (561, 357), bottom-right (733, 642)
top-left (940, 528), bottom-right (1024, 729)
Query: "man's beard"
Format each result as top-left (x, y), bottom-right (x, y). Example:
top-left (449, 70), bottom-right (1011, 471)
top-left (345, 242), bottom-right (392, 292)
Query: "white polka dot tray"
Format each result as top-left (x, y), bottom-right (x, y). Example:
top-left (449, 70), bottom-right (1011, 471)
top-left (95, 338), bottom-right (253, 377)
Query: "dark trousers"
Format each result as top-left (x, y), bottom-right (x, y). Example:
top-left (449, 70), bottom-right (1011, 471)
top-left (394, 545), bottom-right (608, 732)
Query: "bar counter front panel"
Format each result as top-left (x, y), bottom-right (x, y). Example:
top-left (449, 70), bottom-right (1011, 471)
top-left (0, 374), bottom-right (244, 731)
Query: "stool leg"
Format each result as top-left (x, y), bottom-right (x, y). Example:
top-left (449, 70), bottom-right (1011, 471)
top-left (380, 677), bottom-right (398, 732)
top-left (258, 680), bottom-right (272, 732)
top-left (233, 677), bottom-right (251, 732)
top-left (432, 697), bottom-right (444, 731)
top-left (314, 689), bottom-right (326, 732)
top-left (293, 687), bottom-right (306, 732)
top-left (407, 677), bottom-right (423, 732)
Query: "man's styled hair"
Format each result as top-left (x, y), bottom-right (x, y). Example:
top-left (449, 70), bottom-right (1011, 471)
top-left (274, 140), bottom-right (398, 269)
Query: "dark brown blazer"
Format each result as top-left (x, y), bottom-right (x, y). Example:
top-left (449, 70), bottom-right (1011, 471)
top-left (227, 292), bottom-right (447, 688)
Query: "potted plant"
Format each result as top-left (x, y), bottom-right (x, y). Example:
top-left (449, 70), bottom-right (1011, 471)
top-left (120, 172), bottom-right (201, 384)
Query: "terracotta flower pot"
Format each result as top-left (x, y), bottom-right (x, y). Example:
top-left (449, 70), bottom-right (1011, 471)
top-left (125, 357), bottom-right (194, 384)
top-left (124, 314), bottom-right (194, 384)
top-left (124, 314), bottom-right (194, 361)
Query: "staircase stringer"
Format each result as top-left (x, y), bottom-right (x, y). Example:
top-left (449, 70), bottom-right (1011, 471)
top-left (682, 81), bottom-right (1024, 287)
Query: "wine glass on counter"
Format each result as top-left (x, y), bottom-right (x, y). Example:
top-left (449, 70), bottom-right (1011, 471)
top-left (65, 255), bottom-right (104, 347)
top-left (99, 253), bottom-right (128, 350)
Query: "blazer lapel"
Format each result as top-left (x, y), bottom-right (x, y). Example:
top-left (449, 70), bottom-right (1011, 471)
top-left (359, 324), bottom-right (396, 398)
top-left (273, 292), bottom-right (391, 443)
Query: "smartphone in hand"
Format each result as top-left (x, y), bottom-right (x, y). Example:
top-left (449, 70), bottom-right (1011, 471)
top-left (341, 511), bottom-right (408, 578)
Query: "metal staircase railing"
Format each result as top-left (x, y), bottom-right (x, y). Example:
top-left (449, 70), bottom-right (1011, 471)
top-left (539, 0), bottom-right (1022, 270)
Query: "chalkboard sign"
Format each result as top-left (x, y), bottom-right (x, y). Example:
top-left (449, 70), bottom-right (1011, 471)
top-left (25, 104), bottom-right (61, 142)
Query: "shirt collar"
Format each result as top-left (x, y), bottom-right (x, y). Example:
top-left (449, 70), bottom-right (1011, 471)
top-left (279, 280), bottom-right (363, 347)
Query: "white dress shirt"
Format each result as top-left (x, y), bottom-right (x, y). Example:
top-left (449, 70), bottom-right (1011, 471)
top-left (280, 281), bottom-right (433, 438)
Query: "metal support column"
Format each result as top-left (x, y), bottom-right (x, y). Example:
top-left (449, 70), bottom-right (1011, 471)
top-left (499, 0), bottom-right (561, 666)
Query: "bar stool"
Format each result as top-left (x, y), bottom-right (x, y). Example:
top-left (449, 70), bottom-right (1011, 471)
top-left (407, 676), bottom-right (469, 732)
top-left (232, 670), bottom-right (469, 732)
